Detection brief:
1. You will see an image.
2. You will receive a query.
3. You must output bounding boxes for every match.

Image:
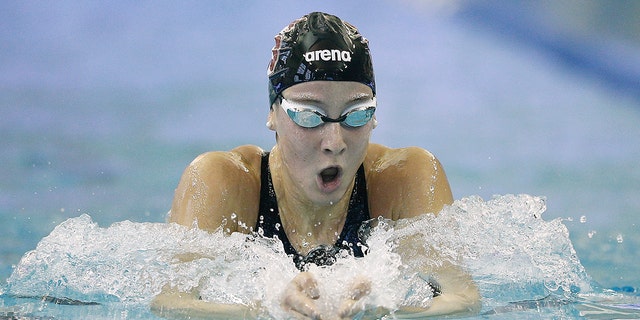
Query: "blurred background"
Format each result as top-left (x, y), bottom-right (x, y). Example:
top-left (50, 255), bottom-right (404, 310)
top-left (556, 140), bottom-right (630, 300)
top-left (1, 0), bottom-right (639, 291)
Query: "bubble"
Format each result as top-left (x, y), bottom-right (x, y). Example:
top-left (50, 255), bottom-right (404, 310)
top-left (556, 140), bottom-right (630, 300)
top-left (580, 216), bottom-right (587, 223)
top-left (616, 234), bottom-right (624, 243)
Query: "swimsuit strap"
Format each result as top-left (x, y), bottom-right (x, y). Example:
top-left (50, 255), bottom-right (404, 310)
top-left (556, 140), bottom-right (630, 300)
top-left (257, 152), bottom-right (298, 257)
top-left (257, 152), bottom-right (371, 270)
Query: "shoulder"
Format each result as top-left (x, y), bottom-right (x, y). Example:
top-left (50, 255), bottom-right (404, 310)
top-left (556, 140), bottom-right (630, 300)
top-left (365, 144), bottom-right (441, 178)
top-left (364, 143), bottom-right (452, 219)
top-left (191, 145), bottom-right (263, 170)
top-left (169, 145), bottom-right (264, 232)
top-left (185, 145), bottom-right (264, 184)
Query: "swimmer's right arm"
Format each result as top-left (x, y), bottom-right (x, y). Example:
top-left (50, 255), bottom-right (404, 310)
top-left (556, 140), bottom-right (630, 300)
top-left (168, 145), bottom-right (262, 233)
top-left (153, 146), bottom-right (264, 318)
top-left (151, 285), bottom-right (259, 319)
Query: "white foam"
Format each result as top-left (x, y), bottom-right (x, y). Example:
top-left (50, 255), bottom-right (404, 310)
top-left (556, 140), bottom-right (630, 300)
top-left (5, 194), bottom-right (593, 317)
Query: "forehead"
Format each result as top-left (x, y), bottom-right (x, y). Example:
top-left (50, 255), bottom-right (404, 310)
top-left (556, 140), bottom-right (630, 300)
top-left (282, 81), bottom-right (373, 103)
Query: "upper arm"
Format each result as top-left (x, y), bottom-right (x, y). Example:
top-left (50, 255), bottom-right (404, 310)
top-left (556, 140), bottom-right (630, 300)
top-left (366, 145), bottom-right (453, 219)
top-left (400, 147), bottom-right (453, 218)
top-left (168, 146), bottom-right (262, 233)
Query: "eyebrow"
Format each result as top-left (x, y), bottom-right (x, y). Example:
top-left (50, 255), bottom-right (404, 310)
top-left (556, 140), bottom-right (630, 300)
top-left (283, 92), bottom-right (374, 105)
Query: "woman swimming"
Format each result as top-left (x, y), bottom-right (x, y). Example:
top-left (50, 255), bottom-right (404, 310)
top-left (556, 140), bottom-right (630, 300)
top-left (152, 11), bottom-right (480, 319)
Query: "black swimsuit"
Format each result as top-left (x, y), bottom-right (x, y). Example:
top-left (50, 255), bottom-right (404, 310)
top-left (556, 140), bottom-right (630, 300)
top-left (254, 152), bottom-right (443, 296)
top-left (256, 152), bottom-right (370, 270)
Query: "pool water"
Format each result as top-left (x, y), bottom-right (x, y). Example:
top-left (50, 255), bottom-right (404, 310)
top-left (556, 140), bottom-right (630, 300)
top-left (2, 195), bottom-right (639, 319)
top-left (2, 1), bottom-right (639, 319)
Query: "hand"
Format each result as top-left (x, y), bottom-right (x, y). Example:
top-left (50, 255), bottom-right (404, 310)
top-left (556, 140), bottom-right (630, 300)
top-left (336, 275), bottom-right (372, 319)
top-left (281, 273), bottom-right (374, 320)
top-left (281, 272), bottom-right (322, 319)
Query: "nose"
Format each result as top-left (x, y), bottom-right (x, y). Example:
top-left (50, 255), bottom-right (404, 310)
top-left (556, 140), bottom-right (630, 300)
top-left (321, 123), bottom-right (347, 155)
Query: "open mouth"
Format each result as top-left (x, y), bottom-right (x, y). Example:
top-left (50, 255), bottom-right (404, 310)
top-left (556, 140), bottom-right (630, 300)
top-left (317, 166), bottom-right (342, 193)
top-left (320, 166), bottom-right (341, 184)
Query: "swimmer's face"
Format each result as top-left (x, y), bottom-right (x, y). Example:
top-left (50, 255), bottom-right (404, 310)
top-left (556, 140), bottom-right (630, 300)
top-left (268, 81), bottom-right (376, 205)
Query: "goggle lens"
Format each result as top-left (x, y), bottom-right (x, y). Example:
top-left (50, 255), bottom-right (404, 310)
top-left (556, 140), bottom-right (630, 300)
top-left (281, 98), bottom-right (376, 128)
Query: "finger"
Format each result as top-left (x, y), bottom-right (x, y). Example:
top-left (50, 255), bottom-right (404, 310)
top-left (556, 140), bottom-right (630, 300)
top-left (337, 298), bottom-right (357, 319)
top-left (348, 276), bottom-right (371, 300)
top-left (282, 293), bottom-right (322, 320)
top-left (293, 272), bottom-right (320, 299)
top-left (282, 273), bottom-right (322, 319)
top-left (337, 276), bottom-right (372, 318)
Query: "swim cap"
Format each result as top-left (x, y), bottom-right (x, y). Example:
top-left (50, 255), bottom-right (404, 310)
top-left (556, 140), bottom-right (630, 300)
top-left (267, 12), bottom-right (376, 105)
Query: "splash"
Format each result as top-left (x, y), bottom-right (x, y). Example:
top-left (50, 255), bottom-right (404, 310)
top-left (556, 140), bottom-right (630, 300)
top-left (3, 194), bottom-right (597, 318)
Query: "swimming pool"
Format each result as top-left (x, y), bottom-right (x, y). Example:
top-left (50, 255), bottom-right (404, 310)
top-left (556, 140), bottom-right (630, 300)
top-left (2, 195), bottom-right (639, 319)
top-left (2, 1), bottom-right (639, 319)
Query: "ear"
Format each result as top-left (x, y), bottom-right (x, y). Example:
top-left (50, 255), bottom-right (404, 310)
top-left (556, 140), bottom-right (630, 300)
top-left (372, 115), bottom-right (378, 129)
top-left (266, 109), bottom-right (276, 131)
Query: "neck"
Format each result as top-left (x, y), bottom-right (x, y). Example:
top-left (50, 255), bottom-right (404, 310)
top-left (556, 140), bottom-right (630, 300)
top-left (269, 149), bottom-right (355, 254)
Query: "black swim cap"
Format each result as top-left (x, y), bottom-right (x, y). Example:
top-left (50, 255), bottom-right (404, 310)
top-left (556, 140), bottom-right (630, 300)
top-left (267, 12), bottom-right (376, 105)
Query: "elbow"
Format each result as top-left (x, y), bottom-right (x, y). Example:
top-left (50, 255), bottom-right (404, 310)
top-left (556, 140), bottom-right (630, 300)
top-left (458, 282), bottom-right (482, 314)
top-left (436, 281), bottom-right (482, 316)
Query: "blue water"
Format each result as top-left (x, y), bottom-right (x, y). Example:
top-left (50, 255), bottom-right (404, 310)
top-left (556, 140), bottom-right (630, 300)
top-left (1, 1), bottom-right (639, 318)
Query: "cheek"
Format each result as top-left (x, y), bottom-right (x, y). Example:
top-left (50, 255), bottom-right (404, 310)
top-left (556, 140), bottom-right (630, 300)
top-left (350, 127), bottom-right (374, 160)
top-left (347, 126), bottom-right (373, 149)
top-left (277, 121), bottom-right (318, 160)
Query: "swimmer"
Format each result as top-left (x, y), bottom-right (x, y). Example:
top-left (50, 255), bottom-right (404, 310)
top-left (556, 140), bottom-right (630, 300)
top-left (152, 12), bottom-right (480, 319)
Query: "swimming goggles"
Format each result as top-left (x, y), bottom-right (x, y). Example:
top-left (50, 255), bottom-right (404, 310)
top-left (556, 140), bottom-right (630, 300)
top-left (279, 97), bottom-right (376, 128)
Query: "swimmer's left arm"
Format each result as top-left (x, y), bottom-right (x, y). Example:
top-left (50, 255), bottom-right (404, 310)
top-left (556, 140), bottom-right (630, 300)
top-left (398, 260), bottom-right (481, 317)
top-left (376, 146), bottom-right (481, 316)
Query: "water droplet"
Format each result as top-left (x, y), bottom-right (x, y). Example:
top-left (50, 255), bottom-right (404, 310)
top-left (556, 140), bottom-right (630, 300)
top-left (580, 216), bottom-right (587, 223)
top-left (275, 223), bottom-right (281, 230)
top-left (230, 213), bottom-right (237, 220)
top-left (307, 232), bottom-right (312, 237)
top-left (329, 201), bottom-right (334, 205)
top-left (616, 234), bottom-right (624, 243)
top-left (587, 230), bottom-right (596, 238)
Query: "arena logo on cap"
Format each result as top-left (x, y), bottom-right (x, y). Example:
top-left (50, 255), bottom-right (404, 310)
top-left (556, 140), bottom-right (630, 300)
top-left (304, 49), bottom-right (352, 63)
